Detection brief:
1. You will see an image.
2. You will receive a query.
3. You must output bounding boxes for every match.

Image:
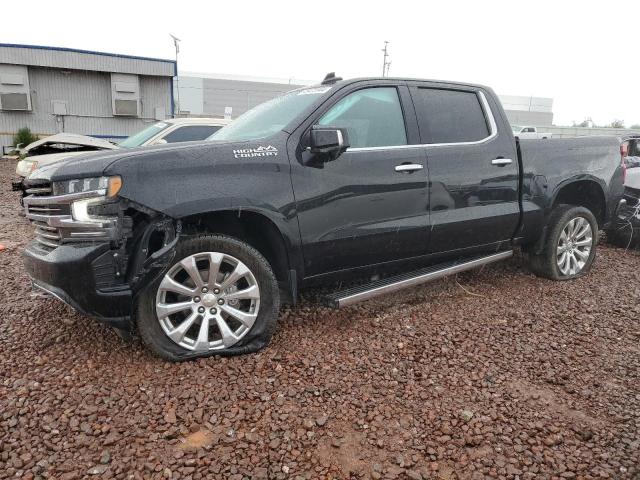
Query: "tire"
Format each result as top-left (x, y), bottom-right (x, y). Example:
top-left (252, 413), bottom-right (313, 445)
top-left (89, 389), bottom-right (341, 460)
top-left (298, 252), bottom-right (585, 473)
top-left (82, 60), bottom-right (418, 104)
top-left (529, 205), bottom-right (598, 281)
top-left (136, 234), bottom-right (280, 361)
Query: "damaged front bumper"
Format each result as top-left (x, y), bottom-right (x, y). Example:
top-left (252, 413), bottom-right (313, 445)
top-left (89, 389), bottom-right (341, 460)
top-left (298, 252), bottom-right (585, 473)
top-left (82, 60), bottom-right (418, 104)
top-left (24, 241), bottom-right (133, 328)
top-left (22, 180), bottom-right (180, 330)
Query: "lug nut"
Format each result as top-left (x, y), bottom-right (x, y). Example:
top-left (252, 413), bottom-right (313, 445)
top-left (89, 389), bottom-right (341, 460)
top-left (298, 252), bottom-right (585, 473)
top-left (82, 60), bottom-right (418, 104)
top-left (209, 308), bottom-right (217, 314)
top-left (201, 287), bottom-right (208, 293)
top-left (198, 306), bottom-right (205, 314)
top-left (213, 288), bottom-right (220, 294)
top-left (194, 296), bottom-right (201, 303)
top-left (217, 299), bottom-right (224, 305)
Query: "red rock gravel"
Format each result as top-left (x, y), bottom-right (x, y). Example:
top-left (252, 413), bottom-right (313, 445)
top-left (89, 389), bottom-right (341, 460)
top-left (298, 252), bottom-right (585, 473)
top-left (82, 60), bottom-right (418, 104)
top-left (0, 159), bottom-right (639, 480)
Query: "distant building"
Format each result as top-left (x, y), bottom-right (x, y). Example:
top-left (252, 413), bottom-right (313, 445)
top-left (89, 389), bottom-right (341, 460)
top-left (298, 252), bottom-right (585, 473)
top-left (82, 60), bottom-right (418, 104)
top-left (0, 43), bottom-right (176, 149)
top-left (177, 72), bottom-right (555, 127)
top-left (176, 72), bottom-right (312, 119)
top-left (500, 94), bottom-right (554, 126)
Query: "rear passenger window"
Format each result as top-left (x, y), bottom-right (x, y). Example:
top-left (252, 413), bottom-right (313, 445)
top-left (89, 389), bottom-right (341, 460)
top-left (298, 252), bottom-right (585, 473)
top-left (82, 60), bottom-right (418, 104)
top-left (413, 88), bottom-right (490, 144)
top-left (162, 125), bottom-right (220, 143)
top-left (318, 87), bottom-right (407, 148)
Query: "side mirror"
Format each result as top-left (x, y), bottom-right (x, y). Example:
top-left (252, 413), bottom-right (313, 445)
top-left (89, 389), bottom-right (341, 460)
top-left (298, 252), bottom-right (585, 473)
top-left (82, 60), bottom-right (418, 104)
top-left (310, 127), bottom-right (349, 159)
top-left (154, 138), bottom-right (168, 145)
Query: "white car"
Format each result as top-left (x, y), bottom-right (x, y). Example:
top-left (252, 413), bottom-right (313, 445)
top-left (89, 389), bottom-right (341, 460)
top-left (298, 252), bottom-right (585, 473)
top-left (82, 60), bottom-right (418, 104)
top-left (14, 118), bottom-right (231, 179)
top-left (511, 125), bottom-right (553, 139)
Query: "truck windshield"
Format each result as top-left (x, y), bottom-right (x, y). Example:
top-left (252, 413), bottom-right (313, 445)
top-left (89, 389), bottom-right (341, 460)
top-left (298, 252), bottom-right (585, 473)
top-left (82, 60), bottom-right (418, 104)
top-left (119, 122), bottom-right (170, 148)
top-left (210, 87), bottom-right (331, 142)
top-left (511, 125), bottom-right (522, 133)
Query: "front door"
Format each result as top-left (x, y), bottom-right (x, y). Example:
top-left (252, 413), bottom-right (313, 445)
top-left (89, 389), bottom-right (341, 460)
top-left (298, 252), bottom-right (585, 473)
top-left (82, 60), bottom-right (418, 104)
top-left (408, 84), bottom-right (520, 254)
top-left (290, 85), bottom-right (430, 278)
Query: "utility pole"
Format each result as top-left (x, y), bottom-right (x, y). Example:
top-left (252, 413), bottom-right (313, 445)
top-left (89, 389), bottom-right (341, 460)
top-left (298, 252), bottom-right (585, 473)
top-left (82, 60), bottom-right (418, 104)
top-left (381, 41), bottom-right (391, 77)
top-left (170, 34), bottom-right (181, 116)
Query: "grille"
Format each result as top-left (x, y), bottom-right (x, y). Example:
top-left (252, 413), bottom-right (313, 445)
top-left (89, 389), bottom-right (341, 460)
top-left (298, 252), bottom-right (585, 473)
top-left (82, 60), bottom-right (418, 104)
top-left (33, 221), bottom-right (62, 249)
top-left (24, 180), bottom-right (52, 196)
top-left (27, 204), bottom-right (70, 216)
top-left (23, 180), bottom-right (117, 251)
top-left (23, 180), bottom-right (60, 251)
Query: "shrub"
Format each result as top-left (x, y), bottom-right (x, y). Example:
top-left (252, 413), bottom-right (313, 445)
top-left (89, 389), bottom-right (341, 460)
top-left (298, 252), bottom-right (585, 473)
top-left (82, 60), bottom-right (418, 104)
top-left (12, 127), bottom-right (38, 148)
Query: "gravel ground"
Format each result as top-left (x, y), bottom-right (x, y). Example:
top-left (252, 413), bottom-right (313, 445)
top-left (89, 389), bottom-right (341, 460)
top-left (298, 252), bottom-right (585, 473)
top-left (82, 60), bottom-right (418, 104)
top-left (1, 159), bottom-right (639, 480)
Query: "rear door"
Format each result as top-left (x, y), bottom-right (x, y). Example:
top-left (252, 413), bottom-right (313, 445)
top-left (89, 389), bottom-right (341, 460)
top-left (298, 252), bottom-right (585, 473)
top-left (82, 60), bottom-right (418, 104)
top-left (289, 83), bottom-right (430, 278)
top-left (408, 83), bottom-right (519, 254)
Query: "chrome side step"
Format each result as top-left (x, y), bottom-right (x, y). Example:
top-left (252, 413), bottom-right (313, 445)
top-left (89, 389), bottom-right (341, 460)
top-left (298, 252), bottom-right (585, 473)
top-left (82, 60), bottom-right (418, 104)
top-left (322, 251), bottom-right (513, 308)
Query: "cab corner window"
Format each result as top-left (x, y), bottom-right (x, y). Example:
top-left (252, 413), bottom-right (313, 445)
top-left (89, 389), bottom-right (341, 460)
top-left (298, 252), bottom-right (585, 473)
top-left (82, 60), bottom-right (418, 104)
top-left (414, 88), bottom-right (490, 144)
top-left (318, 87), bottom-right (407, 149)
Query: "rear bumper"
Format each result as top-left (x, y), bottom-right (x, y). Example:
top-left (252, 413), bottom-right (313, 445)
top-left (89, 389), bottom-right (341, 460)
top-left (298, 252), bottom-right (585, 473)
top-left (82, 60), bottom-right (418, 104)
top-left (23, 241), bottom-right (133, 329)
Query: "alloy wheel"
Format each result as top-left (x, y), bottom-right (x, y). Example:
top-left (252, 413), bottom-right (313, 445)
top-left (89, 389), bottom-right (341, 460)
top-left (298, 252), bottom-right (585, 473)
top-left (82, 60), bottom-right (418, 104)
top-left (155, 252), bottom-right (260, 351)
top-left (556, 217), bottom-right (593, 276)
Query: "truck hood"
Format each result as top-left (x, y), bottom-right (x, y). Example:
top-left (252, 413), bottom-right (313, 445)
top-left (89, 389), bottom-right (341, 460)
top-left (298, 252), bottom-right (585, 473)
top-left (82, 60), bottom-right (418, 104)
top-left (25, 140), bottom-right (266, 183)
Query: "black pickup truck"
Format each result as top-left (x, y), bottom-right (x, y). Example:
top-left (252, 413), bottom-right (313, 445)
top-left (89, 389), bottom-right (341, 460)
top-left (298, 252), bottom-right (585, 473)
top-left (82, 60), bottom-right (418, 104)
top-left (21, 75), bottom-right (625, 360)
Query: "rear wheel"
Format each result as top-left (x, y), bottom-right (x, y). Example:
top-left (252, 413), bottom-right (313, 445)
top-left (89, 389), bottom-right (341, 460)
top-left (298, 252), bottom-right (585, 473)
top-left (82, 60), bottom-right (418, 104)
top-left (529, 205), bottom-right (598, 280)
top-left (137, 234), bottom-right (280, 361)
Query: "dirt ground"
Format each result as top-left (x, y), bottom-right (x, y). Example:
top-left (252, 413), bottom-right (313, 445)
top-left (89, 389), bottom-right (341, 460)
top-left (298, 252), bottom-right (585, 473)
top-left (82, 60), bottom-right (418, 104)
top-left (1, 159), bottom-right (639, 480)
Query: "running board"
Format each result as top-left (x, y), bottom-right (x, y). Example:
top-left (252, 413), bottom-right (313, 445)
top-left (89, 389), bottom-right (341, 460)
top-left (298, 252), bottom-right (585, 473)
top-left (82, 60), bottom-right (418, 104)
top-left (322, 251), bottom-right (513, 308)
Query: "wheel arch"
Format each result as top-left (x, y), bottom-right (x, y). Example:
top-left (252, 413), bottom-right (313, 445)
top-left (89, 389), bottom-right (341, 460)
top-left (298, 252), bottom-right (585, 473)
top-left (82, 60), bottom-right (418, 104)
top-left (177, 207), bottom-right (300, 295)
top-left (550, 177), bottom-right (607, 226)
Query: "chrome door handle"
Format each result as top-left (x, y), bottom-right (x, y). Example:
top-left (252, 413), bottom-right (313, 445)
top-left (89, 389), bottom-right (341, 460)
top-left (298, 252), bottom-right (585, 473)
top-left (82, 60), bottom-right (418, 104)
top-left (394, 164), bottom-right (424, 172)
top-left (491, 158), bottom-right (513, 166)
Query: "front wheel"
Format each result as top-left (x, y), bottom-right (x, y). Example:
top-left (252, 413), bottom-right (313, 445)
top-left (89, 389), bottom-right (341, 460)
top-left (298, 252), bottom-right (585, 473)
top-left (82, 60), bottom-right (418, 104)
top-left (529, 205), bottom-right (598, 280)
top-left (137, 234), bottom-right (280, 361)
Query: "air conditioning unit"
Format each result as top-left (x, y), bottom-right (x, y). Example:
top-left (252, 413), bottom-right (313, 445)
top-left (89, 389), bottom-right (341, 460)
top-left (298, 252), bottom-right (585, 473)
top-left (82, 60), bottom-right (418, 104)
top-left (111, 73), bottom-right (140, 117)
top-left (0, 92), bottom-right (30, 110)
top-left (114, 99), bottom-right (139, 116)
top-left (0, 64), bottom-right (32, 111)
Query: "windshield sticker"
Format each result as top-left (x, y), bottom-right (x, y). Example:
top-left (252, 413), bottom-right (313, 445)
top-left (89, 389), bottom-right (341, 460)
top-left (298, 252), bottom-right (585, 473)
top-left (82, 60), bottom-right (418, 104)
top-left (233, 145), bottom-right (278, 158)
top-left (297, 87), bottom-right (331, 95)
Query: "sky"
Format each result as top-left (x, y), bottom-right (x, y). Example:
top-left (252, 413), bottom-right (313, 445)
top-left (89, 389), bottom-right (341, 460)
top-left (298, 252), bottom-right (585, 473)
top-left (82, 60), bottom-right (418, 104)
top-left (3, 0), bottom-right (639, 127)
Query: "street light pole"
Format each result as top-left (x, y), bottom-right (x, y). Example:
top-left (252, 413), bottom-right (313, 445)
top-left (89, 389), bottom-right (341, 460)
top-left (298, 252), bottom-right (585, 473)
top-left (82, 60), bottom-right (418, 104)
top-left (381, 41), bottom-right (392, 77)
top-left (170, 34), bottom-right (181, 117)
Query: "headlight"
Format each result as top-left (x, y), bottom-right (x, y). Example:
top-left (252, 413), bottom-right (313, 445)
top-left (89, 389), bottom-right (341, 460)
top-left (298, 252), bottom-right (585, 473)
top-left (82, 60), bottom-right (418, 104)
top-left (71, 197), bottom-right (107, 223)
top-left (53, 176), bottom-right (122, 197)
top-left (52, 176), bottom-right (123, 224)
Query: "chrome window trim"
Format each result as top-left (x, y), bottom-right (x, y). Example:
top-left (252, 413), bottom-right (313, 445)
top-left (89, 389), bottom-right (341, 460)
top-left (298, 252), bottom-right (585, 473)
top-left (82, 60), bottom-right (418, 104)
top-left (347, 91), bottom-right (498, 152)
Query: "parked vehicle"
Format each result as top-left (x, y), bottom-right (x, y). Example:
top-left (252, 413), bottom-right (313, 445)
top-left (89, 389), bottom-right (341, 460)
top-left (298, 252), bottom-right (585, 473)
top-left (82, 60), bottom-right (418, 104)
top-left (12, 118), bottom-right (231, 189)
top-left (621, 136), bottom-right (640, 189)
top-left (512, 125), bottom-right (553, 139)
top-left (607, 136), bottom-right (640, 247)
top-left (21, 75), bottom-right (626, 360)
top-left (14, 133), bottom-right (118, 178)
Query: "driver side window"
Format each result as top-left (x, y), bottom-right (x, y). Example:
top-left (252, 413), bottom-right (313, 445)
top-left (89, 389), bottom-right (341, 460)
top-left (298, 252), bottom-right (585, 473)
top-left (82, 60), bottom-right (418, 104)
top-left (318, 87), bottom-right (407, 149)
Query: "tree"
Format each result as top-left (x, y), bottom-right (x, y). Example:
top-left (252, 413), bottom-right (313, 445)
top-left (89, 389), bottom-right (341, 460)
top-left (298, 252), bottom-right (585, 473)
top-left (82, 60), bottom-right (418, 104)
top-left (630, 124), bottom-right (640, 130)
top-left (12, 127), bottom-right (38, 148)
top-left (606, 119), bottom-right (625, 129)
top-left (572, 118), bottom-right (594, 128)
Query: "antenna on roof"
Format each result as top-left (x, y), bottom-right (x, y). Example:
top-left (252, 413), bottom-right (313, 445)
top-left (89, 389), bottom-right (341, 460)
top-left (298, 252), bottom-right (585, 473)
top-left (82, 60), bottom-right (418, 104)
top-left (321, 72), bottom-right (342, 85)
